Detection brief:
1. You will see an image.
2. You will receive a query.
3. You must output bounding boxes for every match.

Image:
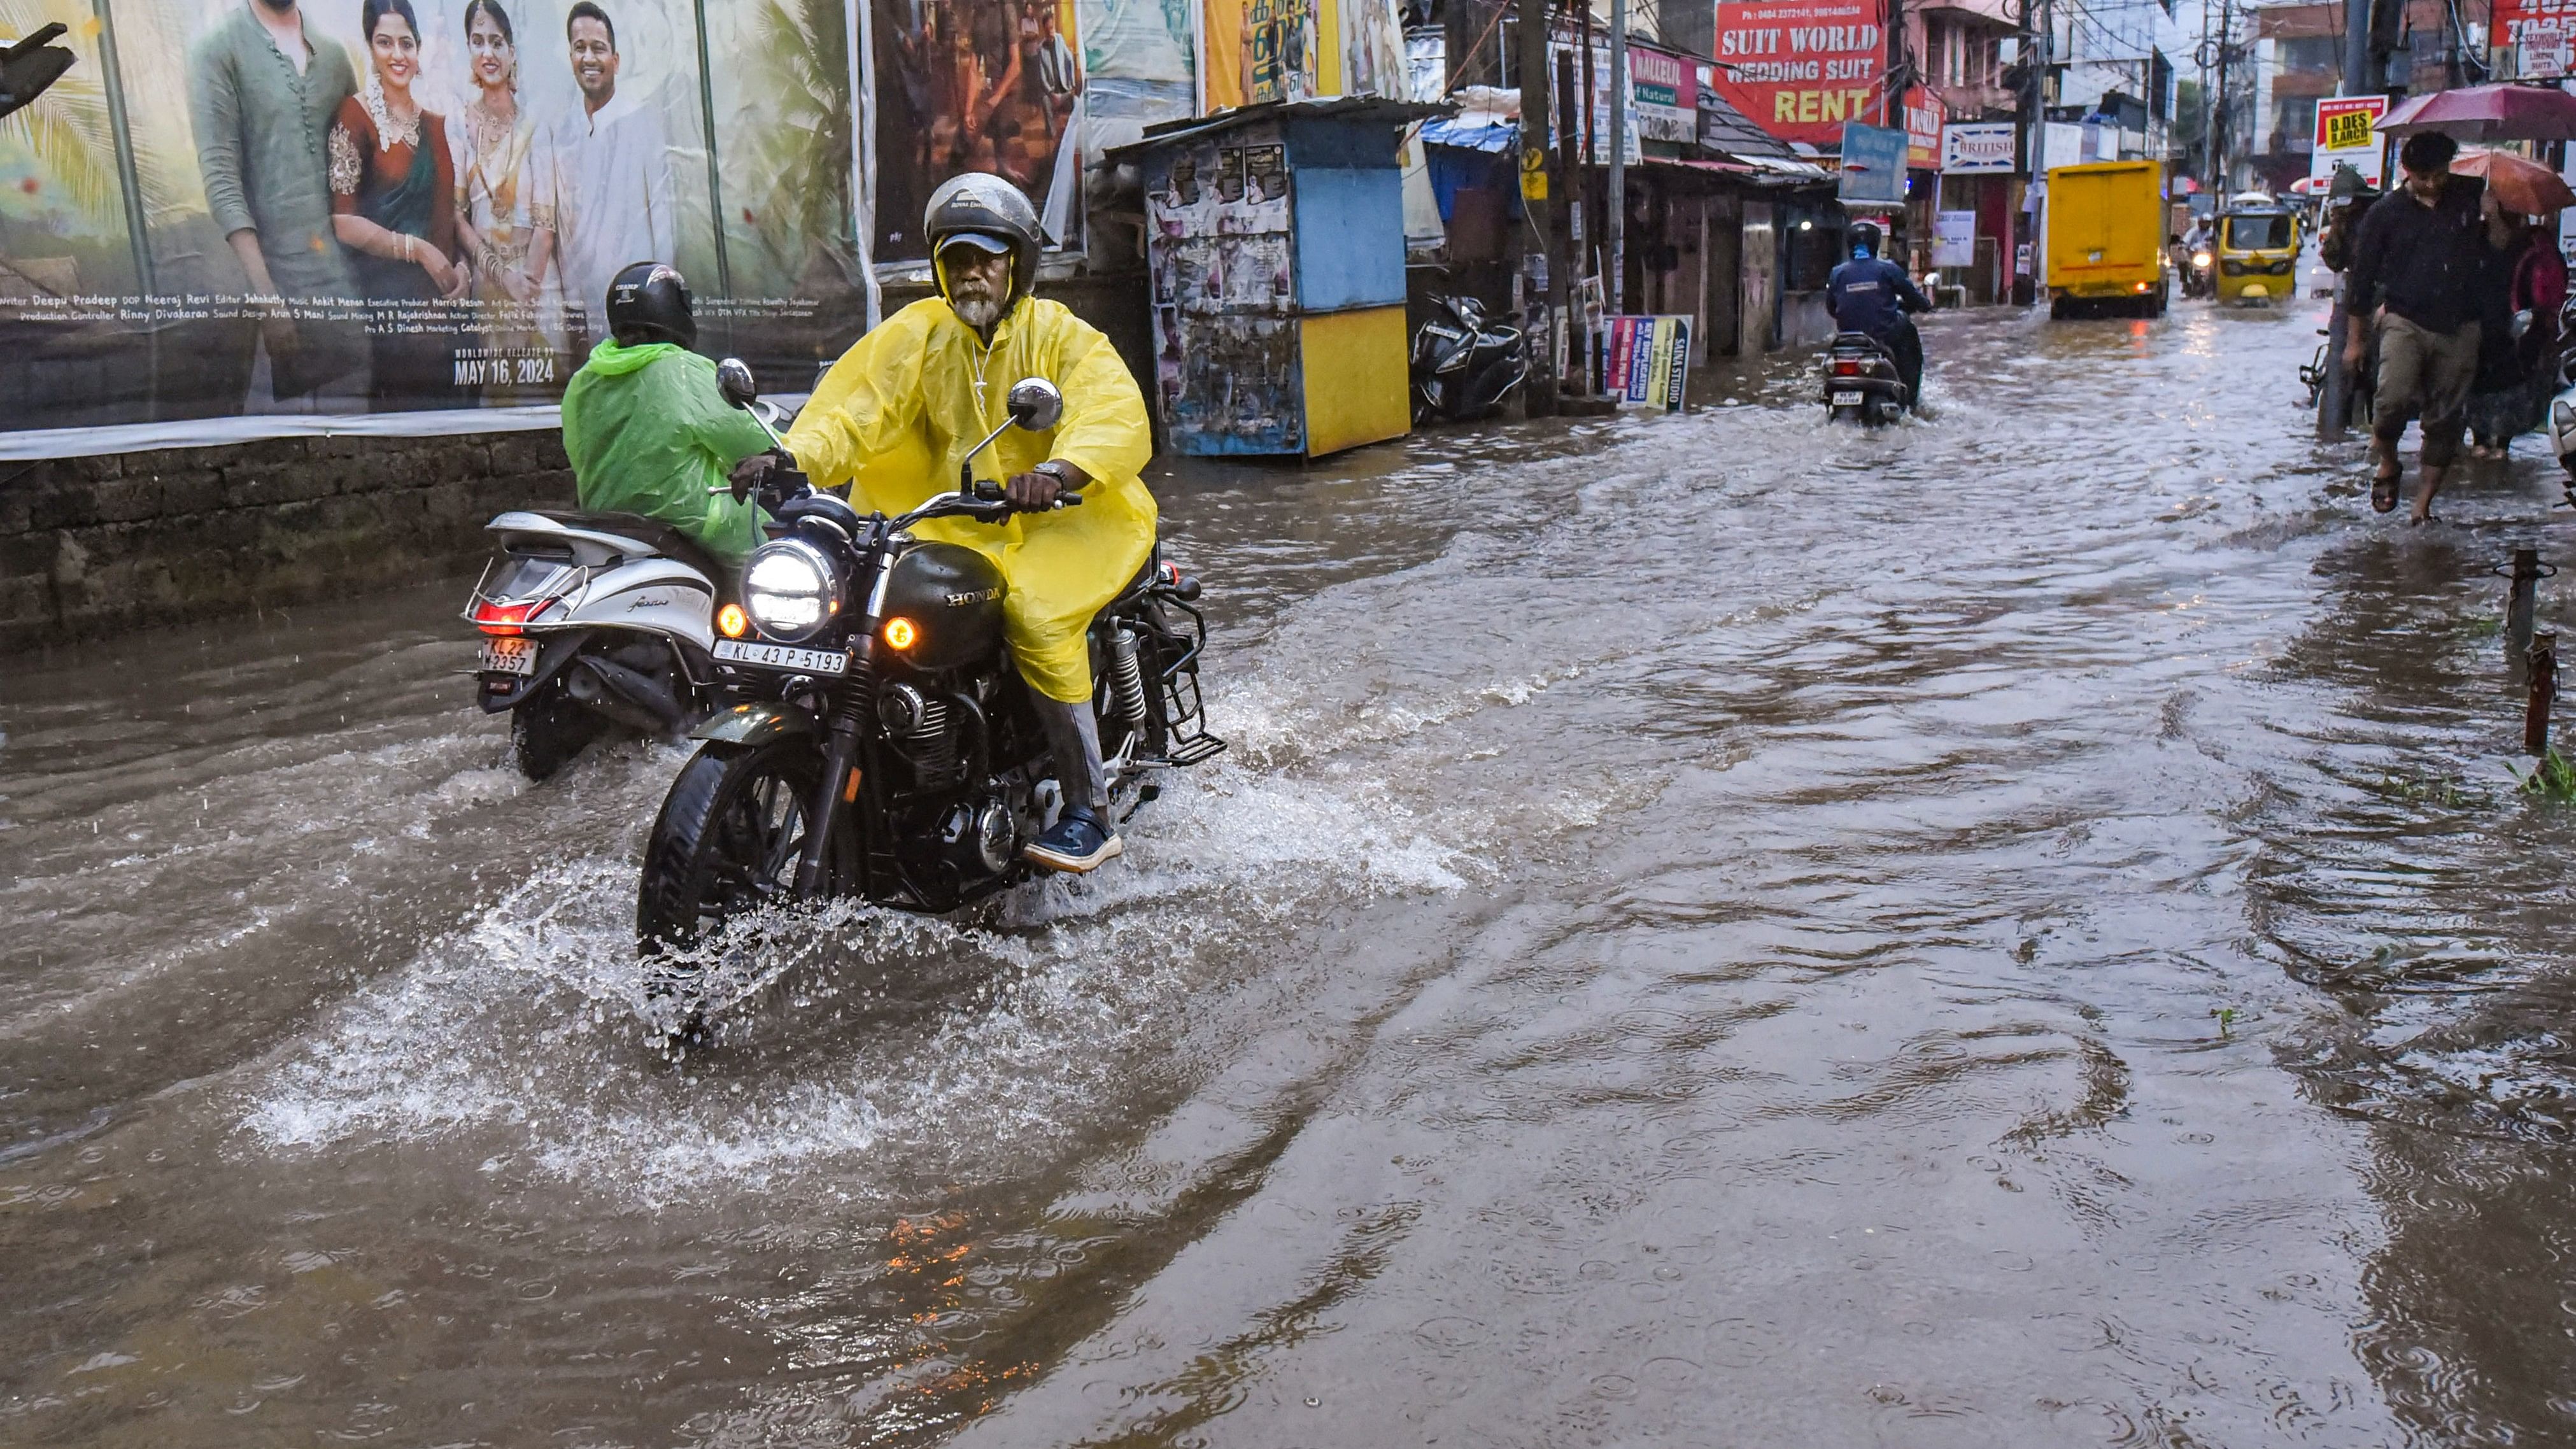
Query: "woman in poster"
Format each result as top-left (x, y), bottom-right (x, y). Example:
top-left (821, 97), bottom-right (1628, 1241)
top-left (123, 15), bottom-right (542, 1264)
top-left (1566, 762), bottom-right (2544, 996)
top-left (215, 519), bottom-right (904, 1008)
top-left (451, 0), bottom-right (560, 400)
top-left (330, 0), bottom-right (474, 410)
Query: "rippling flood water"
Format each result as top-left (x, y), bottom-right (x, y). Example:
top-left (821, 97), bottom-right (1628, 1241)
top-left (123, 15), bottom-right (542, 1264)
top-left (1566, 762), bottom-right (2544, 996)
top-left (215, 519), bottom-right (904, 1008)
top-left (8, 297), bottom-right (2576, 1446)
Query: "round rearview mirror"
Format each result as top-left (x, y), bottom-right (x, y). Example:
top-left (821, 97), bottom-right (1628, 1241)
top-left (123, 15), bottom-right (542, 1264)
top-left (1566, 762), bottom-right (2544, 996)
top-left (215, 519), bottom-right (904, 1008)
top-left (1006, 377), bottom-right (1064, 432)
top-left (716, 358), bottom-right (759, 411)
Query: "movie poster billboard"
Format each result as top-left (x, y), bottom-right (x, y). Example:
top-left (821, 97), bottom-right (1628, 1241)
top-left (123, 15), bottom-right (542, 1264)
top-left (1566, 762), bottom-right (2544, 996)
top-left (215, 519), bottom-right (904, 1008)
top-left (870, 0), bottom-right (1086, 260)
top-left (1078, 0), bottom-right (1195, 152)
top-left (1710, 0), bottom-right (1883, 148)
top-left (0, 0), bottom-right (859, 438)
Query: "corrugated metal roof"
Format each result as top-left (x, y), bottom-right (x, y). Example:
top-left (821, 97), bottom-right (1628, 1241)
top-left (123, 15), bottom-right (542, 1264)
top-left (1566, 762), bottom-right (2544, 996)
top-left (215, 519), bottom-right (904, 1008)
top-left (1107, 95), bottom-right (1453, 160)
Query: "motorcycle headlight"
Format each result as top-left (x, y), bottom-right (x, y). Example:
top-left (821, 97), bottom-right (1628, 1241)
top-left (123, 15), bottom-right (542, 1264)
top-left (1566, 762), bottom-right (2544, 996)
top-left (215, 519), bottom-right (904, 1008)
top-left (2193, 251), bottom-right (2212, 267)
top-left (742, 539), bottom-right (840, 642)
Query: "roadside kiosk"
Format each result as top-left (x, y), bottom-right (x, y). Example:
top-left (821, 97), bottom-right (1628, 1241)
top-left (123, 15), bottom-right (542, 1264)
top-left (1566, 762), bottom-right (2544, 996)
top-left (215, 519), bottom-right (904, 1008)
top-left (1109, 97), bottom-right (1442, 459)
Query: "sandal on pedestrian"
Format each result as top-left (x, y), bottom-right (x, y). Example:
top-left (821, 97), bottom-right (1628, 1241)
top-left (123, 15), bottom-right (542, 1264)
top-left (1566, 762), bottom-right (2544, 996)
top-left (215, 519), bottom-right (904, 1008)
top-left (2371, 467), bottom-right (2401, 514)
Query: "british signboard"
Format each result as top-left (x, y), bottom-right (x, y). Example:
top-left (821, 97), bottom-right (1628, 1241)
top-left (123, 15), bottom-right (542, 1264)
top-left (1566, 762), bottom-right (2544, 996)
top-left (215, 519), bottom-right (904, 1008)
top-left (1941, 121), bottom-right (2018, 174)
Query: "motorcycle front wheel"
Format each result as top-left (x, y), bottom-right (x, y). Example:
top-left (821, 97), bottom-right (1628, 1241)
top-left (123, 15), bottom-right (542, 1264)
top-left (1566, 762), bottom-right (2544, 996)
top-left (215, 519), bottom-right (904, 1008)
top-left (635, 740), bottom-right (847, 960)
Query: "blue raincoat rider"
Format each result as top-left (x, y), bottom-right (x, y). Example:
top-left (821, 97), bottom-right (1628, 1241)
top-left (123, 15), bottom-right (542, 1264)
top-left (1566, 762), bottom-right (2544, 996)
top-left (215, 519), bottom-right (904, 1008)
top-left (1826, 220), bottom-right (1934, 410)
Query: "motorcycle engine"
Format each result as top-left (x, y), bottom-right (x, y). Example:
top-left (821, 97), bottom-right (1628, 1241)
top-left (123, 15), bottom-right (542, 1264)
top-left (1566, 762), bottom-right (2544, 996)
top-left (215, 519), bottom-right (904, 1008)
top-left (938, 796), bottom-right (1017, 876)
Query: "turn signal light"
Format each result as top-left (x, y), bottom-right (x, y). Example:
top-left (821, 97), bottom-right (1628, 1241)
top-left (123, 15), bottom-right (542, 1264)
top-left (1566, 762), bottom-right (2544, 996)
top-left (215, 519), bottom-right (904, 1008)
top-left (883, 617), bottom-right (919, 649)
top-left (472, 598), bottom-right (535, 637)
top-left (716, 602), bottom-right (749, 639)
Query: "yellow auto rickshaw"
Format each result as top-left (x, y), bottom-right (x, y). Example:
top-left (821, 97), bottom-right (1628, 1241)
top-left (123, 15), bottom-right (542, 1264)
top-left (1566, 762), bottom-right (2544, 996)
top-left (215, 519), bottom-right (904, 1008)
top-left (2216, 204), bottom-right (2300, 306)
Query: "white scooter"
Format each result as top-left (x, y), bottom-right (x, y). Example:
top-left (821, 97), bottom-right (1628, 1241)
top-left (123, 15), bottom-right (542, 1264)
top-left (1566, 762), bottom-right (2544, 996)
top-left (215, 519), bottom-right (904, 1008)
top-left (465, 511), bottom-right (728, 779)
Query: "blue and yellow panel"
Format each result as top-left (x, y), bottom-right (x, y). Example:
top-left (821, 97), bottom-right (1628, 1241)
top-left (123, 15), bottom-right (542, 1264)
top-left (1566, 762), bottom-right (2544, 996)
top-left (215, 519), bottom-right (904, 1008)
top-left (1299, 306), bottom-right (1410, 457)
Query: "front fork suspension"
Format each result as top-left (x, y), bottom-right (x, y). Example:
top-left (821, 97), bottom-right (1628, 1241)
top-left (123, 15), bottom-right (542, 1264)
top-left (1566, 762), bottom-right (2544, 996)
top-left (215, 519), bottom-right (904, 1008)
top-left (795, 642), bottom-right (879, 899)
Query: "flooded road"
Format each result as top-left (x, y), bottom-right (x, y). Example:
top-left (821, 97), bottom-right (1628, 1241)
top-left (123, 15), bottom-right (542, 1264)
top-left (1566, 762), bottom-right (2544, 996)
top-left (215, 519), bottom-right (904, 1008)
top-left (8, 296), bottom-right (2576, 1446)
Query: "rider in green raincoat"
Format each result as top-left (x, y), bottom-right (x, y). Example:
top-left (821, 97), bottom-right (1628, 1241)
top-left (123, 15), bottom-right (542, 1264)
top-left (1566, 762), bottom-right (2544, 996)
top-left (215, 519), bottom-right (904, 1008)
top-left (558, 262), bottom-right (770, 569)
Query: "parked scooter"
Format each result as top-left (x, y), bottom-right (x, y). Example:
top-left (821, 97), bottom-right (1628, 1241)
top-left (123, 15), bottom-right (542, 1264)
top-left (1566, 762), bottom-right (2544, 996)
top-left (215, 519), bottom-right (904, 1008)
top-left (1822, 332), bottom-right (1907, 425)
top-left (1411, 294), bottom-right (1529, 423)
top-left (465, 511), bottom-right (726, 780)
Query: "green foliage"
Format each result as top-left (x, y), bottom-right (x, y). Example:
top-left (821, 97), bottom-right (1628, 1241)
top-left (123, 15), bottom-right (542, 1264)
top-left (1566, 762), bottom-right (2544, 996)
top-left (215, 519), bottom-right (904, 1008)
top-left (2377, 770), bottom-right (2494, 809)
top-left (2519, 747), bottom-right (2576, 803)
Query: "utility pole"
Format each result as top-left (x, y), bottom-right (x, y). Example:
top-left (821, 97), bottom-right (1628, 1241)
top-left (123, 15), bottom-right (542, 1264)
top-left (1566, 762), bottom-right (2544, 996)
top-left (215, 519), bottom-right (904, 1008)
top-left (1518, 0), bottom-right (1560, 414)
top-left (2210, 0), bottom-right (2232, 192)
top-left (2015, 0), bottom-right (2046, 304)
top-left (1608, 0), bottom-right (1629, 317)
top-left (2318, 0), bottom-right (2374, 436)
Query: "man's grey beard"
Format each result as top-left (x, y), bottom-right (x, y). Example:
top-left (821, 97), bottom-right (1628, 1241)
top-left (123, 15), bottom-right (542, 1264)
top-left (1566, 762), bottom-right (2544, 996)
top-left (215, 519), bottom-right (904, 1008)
top-left (951, 293), bottom-right (1002, 330)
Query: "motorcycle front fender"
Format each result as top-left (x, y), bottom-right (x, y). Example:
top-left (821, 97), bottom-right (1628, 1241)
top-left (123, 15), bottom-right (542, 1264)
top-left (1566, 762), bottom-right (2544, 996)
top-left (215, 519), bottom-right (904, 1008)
top-left (690, 701), bottom-right (823, 747)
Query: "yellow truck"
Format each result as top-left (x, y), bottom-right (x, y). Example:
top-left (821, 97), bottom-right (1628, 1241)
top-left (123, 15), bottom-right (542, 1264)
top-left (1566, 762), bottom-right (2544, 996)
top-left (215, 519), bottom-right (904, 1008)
top-left (2044, 160), bottom-right (2170, 319)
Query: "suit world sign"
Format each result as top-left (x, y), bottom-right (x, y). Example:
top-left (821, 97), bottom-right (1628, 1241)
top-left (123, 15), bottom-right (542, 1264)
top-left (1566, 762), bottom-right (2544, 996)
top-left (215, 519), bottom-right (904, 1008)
top-left (1711, 0), bottom-right (1883, 147)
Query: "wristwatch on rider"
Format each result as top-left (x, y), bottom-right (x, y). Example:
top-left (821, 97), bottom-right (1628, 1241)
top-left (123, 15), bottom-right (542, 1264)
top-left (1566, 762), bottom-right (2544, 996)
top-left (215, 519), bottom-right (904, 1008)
top-left (1032, 460), bottom-right (1080, 493)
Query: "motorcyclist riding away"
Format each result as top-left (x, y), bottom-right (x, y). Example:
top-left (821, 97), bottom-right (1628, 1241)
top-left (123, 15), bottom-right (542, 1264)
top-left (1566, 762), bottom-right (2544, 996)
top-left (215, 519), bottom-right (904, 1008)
top-left (1826, 220), bottom-right (1934, 411)
top-left (558, 262), bottom-right (772, 569)
top-left (755, 173), bottom-right (1156, 875)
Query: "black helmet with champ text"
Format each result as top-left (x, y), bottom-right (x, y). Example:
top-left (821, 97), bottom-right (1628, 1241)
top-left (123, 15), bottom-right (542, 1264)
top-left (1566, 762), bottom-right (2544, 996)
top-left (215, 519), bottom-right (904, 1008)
top-left (1848, 218), bottom-right (1885, 260)
top-left (924, 172), bottom-right (1044, 313)
top-left (606, 260), bottom-right (696, 349)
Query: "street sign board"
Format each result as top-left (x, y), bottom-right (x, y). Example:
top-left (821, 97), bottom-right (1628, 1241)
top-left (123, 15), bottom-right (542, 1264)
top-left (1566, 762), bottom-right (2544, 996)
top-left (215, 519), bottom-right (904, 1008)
top-left (1710, 0), bottom-right (1886, 146)
top-left (2311, 95), bottom-right (2387, 187)
top-left (1905, 87), bottom-right (1943, 168)
top-left (1941, 121), bottom-right (2017, 174)
top-left (1838, 121), bottom-right (1909, 204)
top-left (1600, 315), bottom-right (1692, 411)
top-left (2500, 0), bottom-right (2576, 76)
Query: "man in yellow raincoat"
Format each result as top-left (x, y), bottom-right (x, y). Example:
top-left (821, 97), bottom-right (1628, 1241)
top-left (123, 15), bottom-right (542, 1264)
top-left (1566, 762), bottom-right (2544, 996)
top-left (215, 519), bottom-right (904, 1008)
top-left (764, 173), bottom-right (1155, 873)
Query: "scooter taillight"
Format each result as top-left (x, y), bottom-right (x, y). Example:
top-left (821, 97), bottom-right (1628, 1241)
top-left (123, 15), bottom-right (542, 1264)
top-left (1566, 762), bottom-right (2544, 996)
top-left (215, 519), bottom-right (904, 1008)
top-left (1832, 359), bottom-right (1862, 376)
top-left (472, 598), bottom-right (537, 636)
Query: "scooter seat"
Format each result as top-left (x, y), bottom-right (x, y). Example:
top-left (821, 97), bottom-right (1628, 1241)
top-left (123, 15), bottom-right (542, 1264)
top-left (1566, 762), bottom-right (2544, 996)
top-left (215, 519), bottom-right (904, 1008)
top-left (526, 510), bottom-right (726, 583)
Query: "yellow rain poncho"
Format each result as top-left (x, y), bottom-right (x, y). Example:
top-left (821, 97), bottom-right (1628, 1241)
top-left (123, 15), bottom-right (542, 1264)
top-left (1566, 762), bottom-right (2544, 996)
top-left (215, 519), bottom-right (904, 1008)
top-left (786, 296), bottom-right (1157, 703)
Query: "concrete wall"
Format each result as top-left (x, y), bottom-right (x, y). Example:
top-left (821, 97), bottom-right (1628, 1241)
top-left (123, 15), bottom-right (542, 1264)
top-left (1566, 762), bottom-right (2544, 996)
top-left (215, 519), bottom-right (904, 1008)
top-left (0, 270), bottom-right (1153, 657)
top-left (1, 433), bottom-right (574, 654)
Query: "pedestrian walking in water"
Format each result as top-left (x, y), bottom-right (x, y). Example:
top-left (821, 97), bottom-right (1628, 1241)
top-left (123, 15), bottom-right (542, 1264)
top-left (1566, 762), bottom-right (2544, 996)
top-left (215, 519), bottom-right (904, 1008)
top-left (2465, 205), bottom-right (2568, 457)
top-left (2344, 131), bottom-right (2513, 523)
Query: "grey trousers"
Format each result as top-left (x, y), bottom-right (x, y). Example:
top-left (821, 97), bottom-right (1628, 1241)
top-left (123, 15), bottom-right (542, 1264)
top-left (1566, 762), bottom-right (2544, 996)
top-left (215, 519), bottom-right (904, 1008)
top-left (2374, 312), bottom-right (2480, 469)
top-left (1036, 698), bottom-right (1110, 815)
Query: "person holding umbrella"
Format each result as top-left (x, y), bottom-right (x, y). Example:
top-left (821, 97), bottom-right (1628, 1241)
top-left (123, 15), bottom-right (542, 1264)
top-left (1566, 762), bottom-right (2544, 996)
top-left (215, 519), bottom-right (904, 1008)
top-left (2344, 131), bottom-right (2514, 522)
top-left (2455, 150), bottom-right (2575, 456)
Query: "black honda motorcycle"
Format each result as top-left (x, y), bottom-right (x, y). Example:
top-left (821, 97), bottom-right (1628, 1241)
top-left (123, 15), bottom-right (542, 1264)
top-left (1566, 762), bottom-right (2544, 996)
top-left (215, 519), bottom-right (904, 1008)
top-left (633, 361), bottom-right (1222, 1021)
top-left (1412, 293), bottom-right (1529, 423)
top-left (1822, 332), bottom-right (1907, 425)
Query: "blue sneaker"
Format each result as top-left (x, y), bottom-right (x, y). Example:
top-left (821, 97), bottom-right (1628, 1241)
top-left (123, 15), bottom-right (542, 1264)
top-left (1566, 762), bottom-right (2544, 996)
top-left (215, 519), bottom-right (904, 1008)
top-left (1024, 806), bottom-right (1122, 873)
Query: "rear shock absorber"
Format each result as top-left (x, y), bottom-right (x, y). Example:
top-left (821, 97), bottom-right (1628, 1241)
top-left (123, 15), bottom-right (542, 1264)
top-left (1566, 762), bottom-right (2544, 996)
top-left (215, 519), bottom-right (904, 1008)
top-left (1107, 627), bottom-right (1150, 729)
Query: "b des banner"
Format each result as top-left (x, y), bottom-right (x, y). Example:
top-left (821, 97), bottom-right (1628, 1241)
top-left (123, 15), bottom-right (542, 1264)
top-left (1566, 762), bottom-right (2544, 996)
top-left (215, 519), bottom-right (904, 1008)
top-left (2310, 95), bottom-right (2386, 187)
top-left (1711, 0), bottom-right (1881, 147)
top-left (0, 0), bottom-right (860, 444)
